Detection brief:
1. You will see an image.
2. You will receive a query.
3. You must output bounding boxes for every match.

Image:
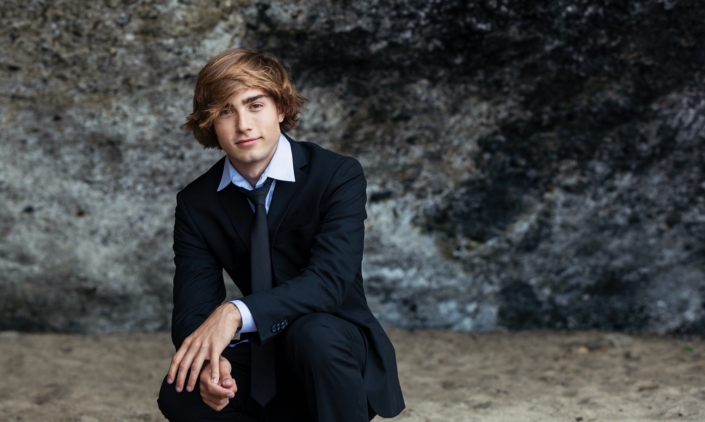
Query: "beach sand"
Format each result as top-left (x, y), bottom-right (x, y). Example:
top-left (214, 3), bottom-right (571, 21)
top-left (0, 329), bottom-right (703, 421)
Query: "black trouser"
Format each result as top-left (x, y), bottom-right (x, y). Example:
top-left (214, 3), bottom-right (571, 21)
top-left (158, 313), bottom-right (375, 422)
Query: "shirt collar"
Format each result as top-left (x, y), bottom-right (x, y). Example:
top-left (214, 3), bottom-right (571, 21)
top-left (217, 134), bottom-right (295, 192)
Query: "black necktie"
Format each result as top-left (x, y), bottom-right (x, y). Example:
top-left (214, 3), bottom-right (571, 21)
top-left (239, 178), bottom-right (276, 406)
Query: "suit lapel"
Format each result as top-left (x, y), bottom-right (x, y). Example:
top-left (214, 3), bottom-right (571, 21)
top-left (218, 181), bottom-right (254, 252)
top-left (267, 137), bottom-right (308, 245)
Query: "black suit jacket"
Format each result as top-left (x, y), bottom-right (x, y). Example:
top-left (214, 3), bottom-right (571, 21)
top-left (170, 137), bottom-right (404, 417)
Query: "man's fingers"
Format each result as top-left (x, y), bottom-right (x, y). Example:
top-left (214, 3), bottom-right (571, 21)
top-left (175, 346), bottom-right (199, 392)
top-left (221, 377), bottom-right (236, 392)
top-left (210, 350), bottom-right (220, 384)
top-left (167, 342), bottom-right (190, 384)
top-left (217, 356), bottom-right (236, 394)
top-left (198, 360), bottom-right (213, 392)
top-left (207, 382), bottom-right (235, 399)
top-left (220, 362), bottom-right (233, 380)
top-left (201, 376), bottom-right (235, 402)
top-left (221, 369), bottom-right (236, 392)
top-left (186, 350), bottom-right (209, 392)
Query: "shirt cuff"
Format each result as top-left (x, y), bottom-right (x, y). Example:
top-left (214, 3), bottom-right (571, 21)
top-left (231, 300), bottom-right (257, 333)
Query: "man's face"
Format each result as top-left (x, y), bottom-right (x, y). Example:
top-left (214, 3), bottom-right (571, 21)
top-left (213, 87), bottom-right (284, 177)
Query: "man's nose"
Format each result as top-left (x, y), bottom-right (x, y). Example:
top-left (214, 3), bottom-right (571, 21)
top-left (236, 111), bottom-right (251, 132)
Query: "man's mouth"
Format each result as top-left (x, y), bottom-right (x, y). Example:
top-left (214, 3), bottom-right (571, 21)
top-left (236, 137), bottom-right (259, 146)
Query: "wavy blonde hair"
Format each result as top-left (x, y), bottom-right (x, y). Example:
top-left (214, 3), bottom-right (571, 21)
top-left (183, 49), bottom-right (306, 148)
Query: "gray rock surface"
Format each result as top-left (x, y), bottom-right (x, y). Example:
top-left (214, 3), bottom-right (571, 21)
top-left (1, 0), bottom-right (704, 334)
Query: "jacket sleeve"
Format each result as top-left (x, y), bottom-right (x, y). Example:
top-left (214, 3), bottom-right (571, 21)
top-left (240, 157), bottom-right (367, 344)
top-left (170, 191), bottom-right (225, 349)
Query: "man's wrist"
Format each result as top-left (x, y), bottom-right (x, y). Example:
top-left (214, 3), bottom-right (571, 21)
top-left (226, 302), bottom-right (243, 339)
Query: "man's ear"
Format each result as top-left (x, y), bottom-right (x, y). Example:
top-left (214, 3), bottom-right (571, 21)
top-left (278, 110), bottom-right (285, 123)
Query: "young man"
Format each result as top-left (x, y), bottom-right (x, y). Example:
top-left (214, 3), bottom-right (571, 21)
top-left (157, 49), bottom-right (405, 421)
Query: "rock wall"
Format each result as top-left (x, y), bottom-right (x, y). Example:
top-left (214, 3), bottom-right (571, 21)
top-left (1, 0), bottom-right (704, 333)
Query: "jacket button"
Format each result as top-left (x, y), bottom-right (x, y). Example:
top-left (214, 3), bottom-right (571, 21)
top-left (271, 326), bottom-right (276, 333)
top-left (283, 319), bottom-right (288, 326)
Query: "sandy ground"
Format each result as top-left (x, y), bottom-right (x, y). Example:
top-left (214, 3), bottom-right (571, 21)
top-left (0, 329), bottom-right (703, 421)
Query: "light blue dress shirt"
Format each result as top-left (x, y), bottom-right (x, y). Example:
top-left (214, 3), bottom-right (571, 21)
top-left (216, 134), bottom-right (296, 334)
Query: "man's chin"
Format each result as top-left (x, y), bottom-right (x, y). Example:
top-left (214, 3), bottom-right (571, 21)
top-left (229, 152), bottom-right (268, 167)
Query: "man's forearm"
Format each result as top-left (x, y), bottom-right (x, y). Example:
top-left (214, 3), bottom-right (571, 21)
top-left (171, 191), bottom-right (228, 349)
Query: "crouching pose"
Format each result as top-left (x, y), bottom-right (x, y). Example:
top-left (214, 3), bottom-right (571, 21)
top-left (157, 48), bottom-right (405, 421)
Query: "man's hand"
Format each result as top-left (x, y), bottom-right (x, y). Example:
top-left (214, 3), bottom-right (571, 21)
top-left (200, 356), bottom-right (238, 411)
top-left (166, 303), bottom-right (242, 393)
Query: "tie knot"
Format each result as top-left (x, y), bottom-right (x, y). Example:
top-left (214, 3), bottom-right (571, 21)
top-left (239, 178), bottom-right (273, 206)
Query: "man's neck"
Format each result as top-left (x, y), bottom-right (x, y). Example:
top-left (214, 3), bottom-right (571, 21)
top-left (229, 148), bottom-right (278, 189)
top-left (235, 163), bottom-right (267, 189)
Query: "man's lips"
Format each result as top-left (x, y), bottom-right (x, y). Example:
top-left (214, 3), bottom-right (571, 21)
top-left (236, 137), bottom-right (260, 146)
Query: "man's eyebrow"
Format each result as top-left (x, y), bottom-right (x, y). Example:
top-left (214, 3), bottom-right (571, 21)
top-left (241, 94), bottom-right (267, 105)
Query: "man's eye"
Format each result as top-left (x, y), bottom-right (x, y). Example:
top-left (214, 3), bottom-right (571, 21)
top-left (219, 109), bottom-right (233, 116)
top-left (251, 103), bottom-right (263, 110)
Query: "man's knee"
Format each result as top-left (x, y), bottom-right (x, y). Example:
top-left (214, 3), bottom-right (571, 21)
top-left (284, 313), bottom-right (361, 366)
top-left (286, 312), bottom-right (335, 340)
top-left (158, 376), bottom-right (179, 420)
top-left (157, 376), bottom-right (199, 422)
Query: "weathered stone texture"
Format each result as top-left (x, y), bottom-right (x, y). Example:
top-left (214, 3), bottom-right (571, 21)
top-left (1, 0), bottom-right (704, 333)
